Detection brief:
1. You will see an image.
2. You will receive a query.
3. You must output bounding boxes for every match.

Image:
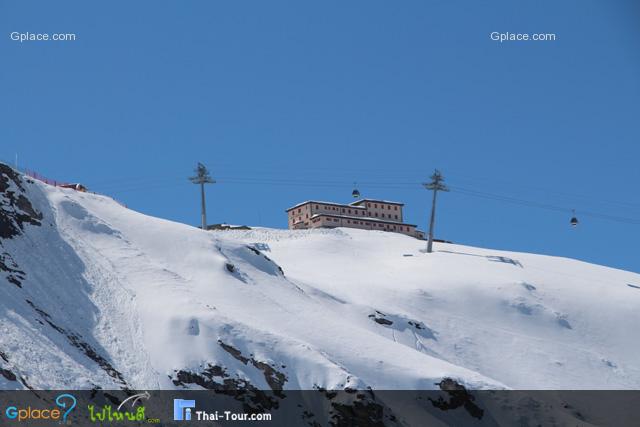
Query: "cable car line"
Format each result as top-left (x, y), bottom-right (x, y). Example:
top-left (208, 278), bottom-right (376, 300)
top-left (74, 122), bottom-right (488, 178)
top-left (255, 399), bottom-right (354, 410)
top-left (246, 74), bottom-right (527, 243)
top-left (79, 170), bottom-right (640, 226)
top-left (450, 186), bottom-right (640, 225)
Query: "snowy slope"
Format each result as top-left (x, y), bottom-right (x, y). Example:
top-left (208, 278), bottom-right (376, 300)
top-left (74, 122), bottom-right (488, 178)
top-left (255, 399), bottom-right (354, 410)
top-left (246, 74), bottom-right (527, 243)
top-left (1, 163), bottom-right (639, 395)
top-left (220, 228), bottom-right (640, 390)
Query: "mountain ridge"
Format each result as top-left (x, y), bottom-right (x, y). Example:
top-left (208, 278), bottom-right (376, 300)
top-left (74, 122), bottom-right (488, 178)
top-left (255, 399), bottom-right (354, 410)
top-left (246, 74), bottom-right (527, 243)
top-left (1, 163), bottom-right (639, 393)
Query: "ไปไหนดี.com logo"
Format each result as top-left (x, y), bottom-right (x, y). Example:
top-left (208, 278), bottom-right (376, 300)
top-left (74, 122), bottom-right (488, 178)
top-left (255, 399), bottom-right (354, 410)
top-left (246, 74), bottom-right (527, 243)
top-left (88, 391), bottom-right (160, 423)
top-left (4, 393), bottom-right (76, 422)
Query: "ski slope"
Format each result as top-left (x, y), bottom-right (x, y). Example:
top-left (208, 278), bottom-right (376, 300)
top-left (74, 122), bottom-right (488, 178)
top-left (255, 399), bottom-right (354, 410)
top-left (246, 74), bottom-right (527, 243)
top-left (1, 164), bottom-right (639, 393)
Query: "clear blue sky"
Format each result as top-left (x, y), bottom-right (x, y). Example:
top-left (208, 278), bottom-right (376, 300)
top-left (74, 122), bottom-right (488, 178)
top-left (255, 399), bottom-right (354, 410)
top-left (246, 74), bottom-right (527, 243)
top-left (2, 1), bottom-right (639, 272)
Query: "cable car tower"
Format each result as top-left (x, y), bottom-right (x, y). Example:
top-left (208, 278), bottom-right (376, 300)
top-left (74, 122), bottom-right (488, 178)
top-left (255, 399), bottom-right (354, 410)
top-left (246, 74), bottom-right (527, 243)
top-left (189, 162), bottom-right (215, 230)
top-left (423, 170), bottom-right (449, 253)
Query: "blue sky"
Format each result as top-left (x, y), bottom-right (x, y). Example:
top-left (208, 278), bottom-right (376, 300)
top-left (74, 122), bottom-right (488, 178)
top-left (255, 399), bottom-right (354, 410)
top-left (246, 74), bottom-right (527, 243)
top-left (2, 1), bottom-right (639, 272)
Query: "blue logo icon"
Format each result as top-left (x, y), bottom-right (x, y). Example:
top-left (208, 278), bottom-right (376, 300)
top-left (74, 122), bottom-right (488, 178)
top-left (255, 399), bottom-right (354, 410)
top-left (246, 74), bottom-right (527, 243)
top-left (173, 399), bottom-right (195, 421)
top-left (55, 394), bottom-right (77, 422)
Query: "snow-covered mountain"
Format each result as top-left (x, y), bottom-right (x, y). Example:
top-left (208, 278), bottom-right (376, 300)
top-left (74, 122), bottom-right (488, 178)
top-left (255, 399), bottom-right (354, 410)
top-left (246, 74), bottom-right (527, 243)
top-left (1, 162), bottom-right (639, 395)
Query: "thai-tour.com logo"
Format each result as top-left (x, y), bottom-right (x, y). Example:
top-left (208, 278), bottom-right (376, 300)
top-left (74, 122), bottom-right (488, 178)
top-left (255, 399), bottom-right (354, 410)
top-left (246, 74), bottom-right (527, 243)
top-left (174, 399), bottom-right (196, 421)
top-left (173, 398), bottom-right (272, 422)
top-left (5, 393), bottom-right (76, 422)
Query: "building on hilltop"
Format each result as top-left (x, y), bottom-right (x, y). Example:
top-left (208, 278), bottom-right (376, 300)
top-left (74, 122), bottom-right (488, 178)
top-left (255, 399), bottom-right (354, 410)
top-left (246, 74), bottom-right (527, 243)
top-left (206, 223), bottom-right (251, 231)
top-left (286, 199), bottom-right (425, 239)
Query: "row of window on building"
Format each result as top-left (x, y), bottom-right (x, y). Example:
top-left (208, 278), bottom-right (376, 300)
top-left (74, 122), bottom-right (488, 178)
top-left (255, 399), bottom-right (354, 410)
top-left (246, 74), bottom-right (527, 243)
top-left (312, 216), bottom-right (411, 232)
top-left (313, 203), bottom-right (398, 212)
top-left (291, 204), bottom-right (400, 221)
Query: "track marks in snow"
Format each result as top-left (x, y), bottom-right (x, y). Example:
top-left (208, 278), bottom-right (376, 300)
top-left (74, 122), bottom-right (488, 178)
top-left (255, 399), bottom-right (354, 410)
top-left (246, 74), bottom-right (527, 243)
top-left (503, 281), bottom-right (574, 331)
top-left (187, 319), bottom-right (200, 336)
top-left (59, 200), bottom-right (120, 236)
top-left (24, 299), bottom-right (128, 387)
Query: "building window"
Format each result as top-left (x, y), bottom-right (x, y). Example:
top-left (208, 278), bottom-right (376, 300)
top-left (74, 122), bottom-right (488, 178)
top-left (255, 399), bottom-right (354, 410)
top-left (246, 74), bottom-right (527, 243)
top-left (394, 215), bottom-right (398, 219)
top-left (316, 205), bottom-right (319, 209)
top-left (395, 206), bottom-right (398, 211)
top-left (374, 204), bottom-right (378, 208)
top-left (348, 209), bottom-right (351, 214)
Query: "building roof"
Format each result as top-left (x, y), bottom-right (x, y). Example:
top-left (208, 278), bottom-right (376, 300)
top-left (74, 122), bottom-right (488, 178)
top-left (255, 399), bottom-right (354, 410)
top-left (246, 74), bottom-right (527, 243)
top-left (311, 213), bottom-right (416, 228)
top-left (285, 200), bottom-right (367, 212)
top-left (286, 199), bottom-right (404, 212)
top-left (349, 199), bottom-right (404, 206)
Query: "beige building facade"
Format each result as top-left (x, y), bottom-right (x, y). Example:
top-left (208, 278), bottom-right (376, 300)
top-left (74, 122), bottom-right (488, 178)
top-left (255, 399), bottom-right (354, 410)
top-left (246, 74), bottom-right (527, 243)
top-left (286, 199), bottom-right (425, 239)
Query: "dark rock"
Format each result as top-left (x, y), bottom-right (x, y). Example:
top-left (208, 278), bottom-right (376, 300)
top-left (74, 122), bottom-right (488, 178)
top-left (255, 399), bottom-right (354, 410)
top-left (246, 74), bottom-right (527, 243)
top-left (1, 249), bottom-right (26, 288)
top-left (172, 363), bottom-right (280, 412)
top-left (408, 321), bottom-right (423, 330)
top-left (330, 399), bottom-right (386, 427)
top-left (0, 368), bottom-right (17, 382)
top-left (218, 340), bottom-right (288, 398)
top-left (218, 340), bottom-right (250, 364)
top-left (428, 378), bottom-right (484, 420)
top-left (368, 312), bottom-right (393, 326)
top-left (0, 164), bottom-right (42, 239)
top-left (25, 299), bottom-right (128, 387)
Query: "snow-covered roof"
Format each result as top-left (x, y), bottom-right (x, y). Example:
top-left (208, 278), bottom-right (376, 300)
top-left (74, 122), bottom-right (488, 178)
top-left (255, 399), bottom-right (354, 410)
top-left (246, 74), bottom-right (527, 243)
top-left (286, 200), bottom-right (366, 211)
top-left (350, 199), bottom-right (404, 206)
